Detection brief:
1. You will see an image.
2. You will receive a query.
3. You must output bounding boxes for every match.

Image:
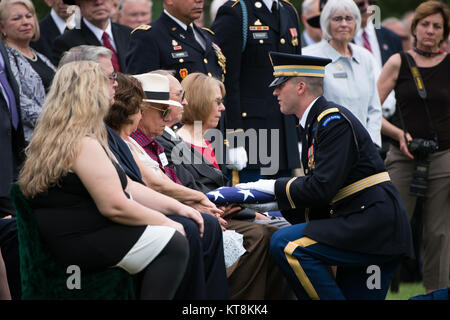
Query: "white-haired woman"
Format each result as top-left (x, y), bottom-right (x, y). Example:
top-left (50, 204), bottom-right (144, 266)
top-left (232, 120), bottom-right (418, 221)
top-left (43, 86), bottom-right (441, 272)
top-left (303, 0), bottom-right (382, 147)
top-left (0, 0), bottom-right (56, 143)
top-left (17, 61), bottom-right (199, 300)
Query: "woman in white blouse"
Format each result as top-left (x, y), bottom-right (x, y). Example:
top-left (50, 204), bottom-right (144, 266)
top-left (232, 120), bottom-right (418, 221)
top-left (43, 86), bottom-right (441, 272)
top-left (303, 0), bottom-right (382, 147)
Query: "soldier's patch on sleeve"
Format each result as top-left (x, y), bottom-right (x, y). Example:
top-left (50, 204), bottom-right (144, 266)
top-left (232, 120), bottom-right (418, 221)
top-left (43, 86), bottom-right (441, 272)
top-left (322, 114), bottom-right (341, 127)
top-left (131, 24), bottom-right (151, 34)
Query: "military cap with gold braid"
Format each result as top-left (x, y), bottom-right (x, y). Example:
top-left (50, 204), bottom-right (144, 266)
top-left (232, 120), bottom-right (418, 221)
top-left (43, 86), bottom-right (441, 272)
top-left (268, 51), bottom-right (331, 87)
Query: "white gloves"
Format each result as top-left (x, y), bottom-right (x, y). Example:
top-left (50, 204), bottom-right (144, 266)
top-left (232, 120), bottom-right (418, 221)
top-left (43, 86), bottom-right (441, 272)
top-left (226, 146), bottom-right (248, 171)
top-left (236, 179), bottom-right (276, 195)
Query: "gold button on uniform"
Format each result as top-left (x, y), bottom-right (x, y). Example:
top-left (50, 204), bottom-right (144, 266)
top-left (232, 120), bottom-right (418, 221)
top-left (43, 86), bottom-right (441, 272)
top-left (259, 40), bottom-right (264, 44)
top-left (242, 112), bottom-right (247, 117)
top-left (330, 209), bottom-right (334, 215)
top-left (361, 205), bottom-right (365, 209)
top-left (280, 38), bottom-right (286, 44)
top-left (208, 72), bottom-right (212, 77)
top-left (179, 58), bottom-right (184, 63)
top-left (203, 58), bottom-right (208, 64)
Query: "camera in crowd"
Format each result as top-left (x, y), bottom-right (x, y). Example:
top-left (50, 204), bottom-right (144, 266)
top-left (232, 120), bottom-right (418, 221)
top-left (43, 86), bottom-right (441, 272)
top-left (407, 138), bottom-right (439, 198)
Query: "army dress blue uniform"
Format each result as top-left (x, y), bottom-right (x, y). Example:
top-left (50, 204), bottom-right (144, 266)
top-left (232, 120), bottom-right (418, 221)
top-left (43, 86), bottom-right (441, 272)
top-left (211, 0), bottom-right (302, 179)
top-left (125, 11), bottom-right (225, 83)
top-left (266, 52), bottom-right (414, 300)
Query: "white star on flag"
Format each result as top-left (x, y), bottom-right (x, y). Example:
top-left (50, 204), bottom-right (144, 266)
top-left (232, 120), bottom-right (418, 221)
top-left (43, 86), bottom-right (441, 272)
top-left (209, 190), bottom-right (225, 201)
top-left (238, 189), bottom-right (255, 201)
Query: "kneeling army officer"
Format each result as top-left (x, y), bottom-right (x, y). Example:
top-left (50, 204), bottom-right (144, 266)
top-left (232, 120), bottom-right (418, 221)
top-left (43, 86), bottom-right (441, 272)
top-left (238, 52), bottom-right (414, 300)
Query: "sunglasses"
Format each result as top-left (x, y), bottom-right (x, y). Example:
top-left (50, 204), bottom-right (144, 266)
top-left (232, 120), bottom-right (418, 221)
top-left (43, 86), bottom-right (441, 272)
top-left (147, 105), bottom-right (171, 118)
top-left (172, 90), bottom-right (186, 101)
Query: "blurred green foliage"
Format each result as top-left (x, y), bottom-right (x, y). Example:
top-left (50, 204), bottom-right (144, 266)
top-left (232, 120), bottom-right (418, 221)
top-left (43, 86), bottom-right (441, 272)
top-left (34, 0), bottom-right (450, 26)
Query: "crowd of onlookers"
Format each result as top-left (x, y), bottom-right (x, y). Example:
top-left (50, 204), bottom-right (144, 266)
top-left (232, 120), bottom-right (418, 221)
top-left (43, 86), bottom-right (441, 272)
top-left (0, 0), bottom-right (449, 300)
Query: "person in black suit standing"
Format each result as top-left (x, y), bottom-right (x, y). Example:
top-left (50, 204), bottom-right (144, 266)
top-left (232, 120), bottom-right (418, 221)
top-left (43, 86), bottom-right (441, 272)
top-left (52, 0), bottom-right (132, 71)
top-left (125, 0), bottom-right (225, 83)
top-left (0, 37), bottom-right (25, 300)
top-left (30, 0), bottom-right (71, 60)
top-left (211, 0), bottom-right (303, 183)
top-left (353, 0), bottom-right (402, 67)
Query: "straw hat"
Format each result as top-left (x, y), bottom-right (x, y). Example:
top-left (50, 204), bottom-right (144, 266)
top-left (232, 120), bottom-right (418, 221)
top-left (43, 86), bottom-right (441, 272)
top-left (132, 73), bottom-right (182, 108)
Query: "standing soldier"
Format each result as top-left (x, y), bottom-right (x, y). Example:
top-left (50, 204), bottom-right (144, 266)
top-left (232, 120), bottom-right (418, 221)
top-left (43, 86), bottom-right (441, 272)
top-left (126, 0), bottom-right (239, 175)
top-left (211, 0), bottom-right (302, 183)
top-left (126, 0), bottom-right (225, 83)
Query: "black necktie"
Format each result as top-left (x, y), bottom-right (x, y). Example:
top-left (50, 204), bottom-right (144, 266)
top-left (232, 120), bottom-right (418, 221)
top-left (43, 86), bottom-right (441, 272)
top-left (186, 25), bottom-right (196, 42)
top-left (271, 1), bottom-right (280, 26)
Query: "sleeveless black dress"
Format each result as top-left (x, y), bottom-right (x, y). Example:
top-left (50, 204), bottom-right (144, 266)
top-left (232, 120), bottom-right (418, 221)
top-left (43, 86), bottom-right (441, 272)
top-left (30, 161), bottom-right (146, 271)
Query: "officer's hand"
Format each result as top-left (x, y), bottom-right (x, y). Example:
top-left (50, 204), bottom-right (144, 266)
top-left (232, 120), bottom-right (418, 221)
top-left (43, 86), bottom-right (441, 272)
top-left (236, 179), bottom-right (276, 195)
top-left (226, 146), bottom-right (248, 171)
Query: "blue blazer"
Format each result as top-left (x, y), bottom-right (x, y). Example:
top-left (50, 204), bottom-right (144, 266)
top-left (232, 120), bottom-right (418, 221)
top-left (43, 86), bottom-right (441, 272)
top-left (0, 38), bottom-right (25, 198)
top-left (375, 26), bottom-right (403, 65)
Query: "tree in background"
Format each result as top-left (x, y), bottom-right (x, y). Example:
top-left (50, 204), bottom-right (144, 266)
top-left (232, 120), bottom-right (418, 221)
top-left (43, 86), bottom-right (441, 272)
top-left (35, 0), bottom-right (450, 28)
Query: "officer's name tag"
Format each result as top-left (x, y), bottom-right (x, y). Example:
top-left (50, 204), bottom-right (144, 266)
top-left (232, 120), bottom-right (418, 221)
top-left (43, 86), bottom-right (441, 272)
top-left (159, 152), bottom-right (169, 167)
top-left (171, 51), bottom-right (189, 59)
top-left (333, 72), bottom-right (348, 78)
top-left (252, 32), bottom-right (268, 40)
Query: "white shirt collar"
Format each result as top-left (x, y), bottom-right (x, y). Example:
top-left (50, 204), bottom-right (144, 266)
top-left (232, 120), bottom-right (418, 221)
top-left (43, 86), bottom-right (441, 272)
top-left (83, 17), bottom-right (113, 43)
top-left (299, 96), bottom-right (320, 129)
top-left (263, 0), bottom-right (279, 12)
top-left (164, 9), bottom-right (193, 31)
top-left (50, 9), bottom-right (67, 35)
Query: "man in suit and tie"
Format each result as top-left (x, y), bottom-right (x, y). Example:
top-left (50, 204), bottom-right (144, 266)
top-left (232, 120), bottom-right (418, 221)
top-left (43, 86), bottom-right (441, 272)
top-left (0, 37), bottom-right (25, 300)
top-left (353, 0), bottom-right (402, 68)
top-left (30, 0), bottom-right (71, 60)
top-left (52, 0), bottom-right (132, 71)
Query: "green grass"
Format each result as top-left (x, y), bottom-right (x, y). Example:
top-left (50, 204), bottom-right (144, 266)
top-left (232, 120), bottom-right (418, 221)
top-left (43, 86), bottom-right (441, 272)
top-left (386, 282), bottom-right (426, 300)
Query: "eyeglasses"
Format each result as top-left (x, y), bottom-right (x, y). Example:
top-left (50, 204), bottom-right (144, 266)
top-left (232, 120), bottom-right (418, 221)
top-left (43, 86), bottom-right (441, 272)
top-left (108, 71), bottom-right (117, 82)
top-left (331, 15), bottom-right (355, 23)
top-left (146, 105), bottom-right (171, 118)
top-left (172, 90), bottom-right (186, 102)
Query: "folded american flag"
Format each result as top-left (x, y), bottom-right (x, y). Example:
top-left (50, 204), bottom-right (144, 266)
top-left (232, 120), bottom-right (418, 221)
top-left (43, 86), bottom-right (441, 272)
top-left (206, 187), bottom-right (276, 206)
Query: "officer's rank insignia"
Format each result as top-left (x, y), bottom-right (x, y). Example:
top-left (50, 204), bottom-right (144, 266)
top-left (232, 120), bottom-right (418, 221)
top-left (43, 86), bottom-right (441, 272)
top-left (172, 40), bottom-right (178, 46)
top-left (308, 145), bottom-right (315, 170)
top-left (254, 19), bottom-right (262, 26)
top-left (131, 24), bottom-right (151, 34)
top-left (290, 28), bottom-right (299, 46)
top-left (179, 68), bottom-right (188, 79)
